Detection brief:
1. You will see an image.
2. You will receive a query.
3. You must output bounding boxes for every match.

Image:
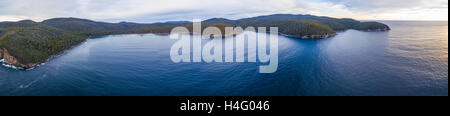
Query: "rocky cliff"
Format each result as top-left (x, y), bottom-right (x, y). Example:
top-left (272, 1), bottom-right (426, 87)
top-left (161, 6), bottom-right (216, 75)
top-left (0, 48), bottom-right (37, 69)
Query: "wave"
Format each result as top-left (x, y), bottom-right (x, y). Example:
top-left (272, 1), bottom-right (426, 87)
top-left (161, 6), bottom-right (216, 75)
top-left (0, 59), bottom-right (24, 70)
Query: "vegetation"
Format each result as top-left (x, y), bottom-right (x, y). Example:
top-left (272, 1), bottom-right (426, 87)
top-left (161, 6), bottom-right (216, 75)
top-left (353, 22), bottom-right (391, 31)
top-left (237, 18), bottom-right (335, 38)
top-left (199, 14), bottom-right (390, 37)
top-left (0, 14), bottom-right (390, 69)
top-left (0, 22), bottom-right (85, 64)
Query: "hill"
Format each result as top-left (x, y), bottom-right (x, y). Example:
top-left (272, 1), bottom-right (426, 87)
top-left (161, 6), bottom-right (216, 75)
top-left (0, 21), bottom-right (85, 69)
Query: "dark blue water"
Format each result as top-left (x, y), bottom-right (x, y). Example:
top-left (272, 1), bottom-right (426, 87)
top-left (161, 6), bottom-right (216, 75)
top-left (0, 21), bottom-right (448, 96)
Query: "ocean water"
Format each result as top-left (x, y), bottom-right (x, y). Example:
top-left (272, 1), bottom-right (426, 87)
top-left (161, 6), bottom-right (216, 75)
top-left (0, 21), bottom-right (447, 96)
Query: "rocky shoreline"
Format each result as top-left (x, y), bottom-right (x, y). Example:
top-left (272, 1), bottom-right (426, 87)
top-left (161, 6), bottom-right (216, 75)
top-left (282, 33), bottom-right (337, 39)
top-left (359, 27), bottom-right (391, 32)
top-left (0, 48), bottom-right (37, 70)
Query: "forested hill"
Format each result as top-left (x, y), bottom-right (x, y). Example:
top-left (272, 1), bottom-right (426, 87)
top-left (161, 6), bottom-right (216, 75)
top-left (0, 14), bottom-right (390, 69)
top-left (39, 14), bottom-right (390, 38)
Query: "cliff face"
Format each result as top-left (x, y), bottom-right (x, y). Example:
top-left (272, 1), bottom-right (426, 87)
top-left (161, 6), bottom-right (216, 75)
top-left (1, 48), bottom-right (37, 69)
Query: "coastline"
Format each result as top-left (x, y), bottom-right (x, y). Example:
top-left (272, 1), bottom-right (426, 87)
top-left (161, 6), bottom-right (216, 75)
top-left (0, 39), bottom-right (89, 70)
top-left (0, 28), bottom-right (388, 70)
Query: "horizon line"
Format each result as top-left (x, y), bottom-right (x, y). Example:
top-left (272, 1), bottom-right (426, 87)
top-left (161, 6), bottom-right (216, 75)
top-left (0, 16), bottom-right (448, 24)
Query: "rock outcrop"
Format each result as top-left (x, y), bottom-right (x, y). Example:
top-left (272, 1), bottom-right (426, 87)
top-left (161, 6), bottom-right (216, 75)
top-left (300, 33), bottom-right (337, 39)
top-left (280, 33), bottom-right (337, 39)
top-left (1, 48), bottom-right (37, 69)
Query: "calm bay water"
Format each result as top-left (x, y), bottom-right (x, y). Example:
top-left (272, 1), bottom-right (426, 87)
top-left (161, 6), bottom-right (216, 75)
top-left (0, 21), bottom-right (448, 96)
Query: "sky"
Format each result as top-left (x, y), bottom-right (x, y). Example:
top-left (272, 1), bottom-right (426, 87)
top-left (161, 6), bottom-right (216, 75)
top-left (0, 0), bottom-right (448, 23)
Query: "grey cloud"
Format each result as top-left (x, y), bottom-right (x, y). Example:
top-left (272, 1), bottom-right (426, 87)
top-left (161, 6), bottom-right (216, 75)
top-left (0, 0), bottom-right (447, 22)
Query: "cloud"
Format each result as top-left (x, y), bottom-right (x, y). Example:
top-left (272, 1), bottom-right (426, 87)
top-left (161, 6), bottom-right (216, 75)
top-left (0, 0), bottom-right (447, 22)
top-left (325, 0), bottom-right (448, 20)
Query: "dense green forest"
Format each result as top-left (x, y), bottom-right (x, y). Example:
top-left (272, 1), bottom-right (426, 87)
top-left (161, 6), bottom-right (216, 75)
top-left (0, 14), bottom-right (390, 69)
top-left (0, 21), bottom-right (85, 65)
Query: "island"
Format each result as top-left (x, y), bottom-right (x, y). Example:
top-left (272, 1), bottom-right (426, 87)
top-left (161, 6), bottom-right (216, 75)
top-left (0, 14), bottom-right (390, 69)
